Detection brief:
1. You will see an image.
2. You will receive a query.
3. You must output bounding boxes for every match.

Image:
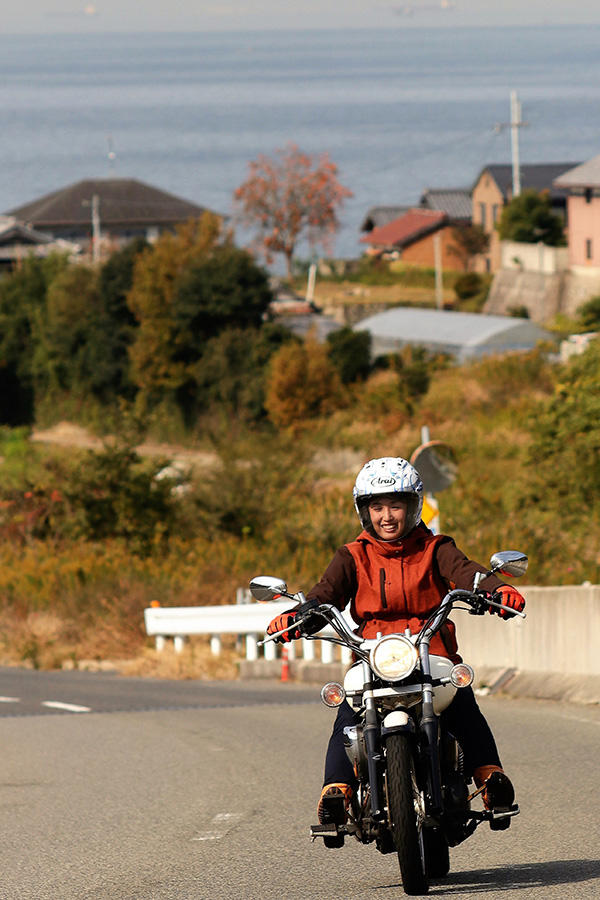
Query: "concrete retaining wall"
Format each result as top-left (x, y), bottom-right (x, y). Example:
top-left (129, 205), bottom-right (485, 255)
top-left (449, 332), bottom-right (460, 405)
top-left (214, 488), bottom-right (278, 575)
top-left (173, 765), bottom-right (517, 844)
top-left (453, 585), bottom-right (600, 675)
top-left (485, 265), bottom-right (600, 323)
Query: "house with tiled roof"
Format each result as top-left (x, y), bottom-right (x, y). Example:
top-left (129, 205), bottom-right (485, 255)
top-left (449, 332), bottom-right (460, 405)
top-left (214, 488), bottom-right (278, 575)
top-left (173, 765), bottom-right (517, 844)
top-left (554, 155), bottom-right (600, 271)
top-left (4, 178), bottom-right (215, 256)
top-left (0, 216), bottom-right (80, 270)
top-left (360, 208), bottom-right (463, 270)
top-left (419, 187), bottom-right (472, 222)
top-left (360, 206), bottom-right (412, 233)
top-left (360, 188), bottom-right (471, 235)
top-left (472, 162), bottom-right (579, 272)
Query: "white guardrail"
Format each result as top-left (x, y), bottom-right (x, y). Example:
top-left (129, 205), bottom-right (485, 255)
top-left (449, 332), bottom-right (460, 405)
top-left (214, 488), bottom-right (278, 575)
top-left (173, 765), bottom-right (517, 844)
top-left (144, 584), bottom-right (600, 676)
top-left (143, 592), bottom-right (357, 665)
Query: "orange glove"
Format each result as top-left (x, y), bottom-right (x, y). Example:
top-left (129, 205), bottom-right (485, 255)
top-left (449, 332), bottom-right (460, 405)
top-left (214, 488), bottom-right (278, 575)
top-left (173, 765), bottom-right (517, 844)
top-left (266, 610), bottom-right (299, 643)
top-left (494, 585), bottom-right (526, 619)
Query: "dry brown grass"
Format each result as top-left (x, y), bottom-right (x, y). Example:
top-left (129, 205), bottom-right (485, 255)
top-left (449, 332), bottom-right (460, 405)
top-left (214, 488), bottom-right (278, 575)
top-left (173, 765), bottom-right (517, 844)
top-left (0, 610), bottom-right (78, 669)
top-left (117, 641), bottom-right (241, 680)
top-left (0, 605), bottom-right (242, 679)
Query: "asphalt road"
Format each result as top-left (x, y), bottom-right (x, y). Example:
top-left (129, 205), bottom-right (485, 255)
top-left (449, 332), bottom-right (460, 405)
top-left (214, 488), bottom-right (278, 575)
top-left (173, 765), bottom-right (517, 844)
top-left (1, 668), bottom-right (599, 899)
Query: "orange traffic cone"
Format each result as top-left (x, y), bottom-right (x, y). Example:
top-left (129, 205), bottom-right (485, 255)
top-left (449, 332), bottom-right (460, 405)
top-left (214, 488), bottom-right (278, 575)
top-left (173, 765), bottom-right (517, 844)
top-left (281, 645), bottom-right (289, 682)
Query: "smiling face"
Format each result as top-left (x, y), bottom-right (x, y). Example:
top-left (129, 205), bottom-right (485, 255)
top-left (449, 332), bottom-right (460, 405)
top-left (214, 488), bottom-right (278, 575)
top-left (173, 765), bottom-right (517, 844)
top-left (367, 495), bottom-right (408, 541)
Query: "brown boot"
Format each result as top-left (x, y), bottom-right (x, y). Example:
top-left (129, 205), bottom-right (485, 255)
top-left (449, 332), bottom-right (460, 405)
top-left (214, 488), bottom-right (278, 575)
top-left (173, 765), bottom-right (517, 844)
top-left (473, 765), bottom-right (515, 811)
top-left (473, 765), bottom-right (515, 830)
top-left (317, 783), bottom-right (353, 822)
top-left (317, 783), bottom-right (353, 848)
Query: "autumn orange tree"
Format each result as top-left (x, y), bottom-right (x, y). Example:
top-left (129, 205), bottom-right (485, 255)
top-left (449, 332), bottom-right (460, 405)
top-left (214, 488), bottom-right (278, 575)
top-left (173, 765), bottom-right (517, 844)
top-left (265, 337), bottom-right (343, 429)
top-left (234, 143), bottom-right (353, 277)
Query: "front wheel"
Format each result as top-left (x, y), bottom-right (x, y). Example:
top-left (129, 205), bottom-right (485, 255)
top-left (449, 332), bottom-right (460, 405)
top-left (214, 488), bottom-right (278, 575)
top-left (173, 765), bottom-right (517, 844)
top-left (386, 734), bottom-right (429, 895)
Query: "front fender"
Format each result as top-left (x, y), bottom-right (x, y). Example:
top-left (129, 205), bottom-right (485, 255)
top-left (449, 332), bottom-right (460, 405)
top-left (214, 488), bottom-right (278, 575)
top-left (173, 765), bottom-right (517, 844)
top-left (381, 709), bottom-right (415, 739)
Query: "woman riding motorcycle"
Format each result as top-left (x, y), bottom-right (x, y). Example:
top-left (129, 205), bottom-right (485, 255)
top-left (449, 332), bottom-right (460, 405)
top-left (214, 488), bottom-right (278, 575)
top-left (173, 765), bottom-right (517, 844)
top-left (266, 456), bottom-right (526, 838)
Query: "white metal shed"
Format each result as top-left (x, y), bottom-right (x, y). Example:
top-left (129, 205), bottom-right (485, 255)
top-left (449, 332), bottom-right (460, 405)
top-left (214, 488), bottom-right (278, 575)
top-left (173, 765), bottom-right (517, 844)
top-left (354, 307), bottom-right (553, 361)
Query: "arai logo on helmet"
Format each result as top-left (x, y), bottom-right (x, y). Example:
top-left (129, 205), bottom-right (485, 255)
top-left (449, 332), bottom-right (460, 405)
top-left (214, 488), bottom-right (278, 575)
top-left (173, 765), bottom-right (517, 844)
top-left (374, 477), bottom-right (397, 486)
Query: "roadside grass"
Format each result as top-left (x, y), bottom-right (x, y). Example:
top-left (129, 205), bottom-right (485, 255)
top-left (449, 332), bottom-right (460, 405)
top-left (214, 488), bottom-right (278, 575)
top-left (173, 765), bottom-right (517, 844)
top-left (118, 640), bottom-right (240, 680)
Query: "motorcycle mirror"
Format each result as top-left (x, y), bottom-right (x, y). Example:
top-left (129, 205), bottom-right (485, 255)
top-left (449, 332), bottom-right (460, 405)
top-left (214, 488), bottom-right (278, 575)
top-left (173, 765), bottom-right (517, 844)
top-left (249, 575), bottom-right (289, 602)
top-left (410, 440), bottom-right (457, 493)
top-left (489, 551), bottom-right (528, 578)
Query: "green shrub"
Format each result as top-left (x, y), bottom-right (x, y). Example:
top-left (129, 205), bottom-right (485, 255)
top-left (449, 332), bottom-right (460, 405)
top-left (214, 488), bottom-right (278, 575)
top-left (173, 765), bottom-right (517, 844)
top-left (60, 442), bottom-right (178, 556)
top-left (454, 272), bottom-right (484, 301)
top-left (327, 327), bottom-right (372, 383)
top-left (508, 305), bottom-right (530, 318)
top-left (577, 295), bottom-right (600, 331)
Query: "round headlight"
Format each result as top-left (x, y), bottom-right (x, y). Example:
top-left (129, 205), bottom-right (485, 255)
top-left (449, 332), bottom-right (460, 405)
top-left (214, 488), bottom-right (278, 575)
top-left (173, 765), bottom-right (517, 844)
top-left (370, 635), bottom-right (418, 682)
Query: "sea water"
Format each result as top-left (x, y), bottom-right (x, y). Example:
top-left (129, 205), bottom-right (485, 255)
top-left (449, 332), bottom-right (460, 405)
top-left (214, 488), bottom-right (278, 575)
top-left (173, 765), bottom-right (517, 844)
top-left (1, 26), bottom-right (599, 260)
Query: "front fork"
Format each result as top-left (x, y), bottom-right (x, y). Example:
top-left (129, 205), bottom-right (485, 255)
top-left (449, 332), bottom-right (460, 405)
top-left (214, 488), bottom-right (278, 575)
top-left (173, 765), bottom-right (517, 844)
top-left (418, 636), bottom-right (443, 813)
top-left (362, 661), bottom-right (443, 821)
top-left (419, 684), bottom-right (443, 813)
top-left (360, 661), bottom-right (389, 821)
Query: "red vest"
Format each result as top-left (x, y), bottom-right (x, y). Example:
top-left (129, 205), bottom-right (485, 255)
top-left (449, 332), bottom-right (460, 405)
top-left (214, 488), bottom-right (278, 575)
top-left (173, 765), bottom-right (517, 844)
top-left (345, 525), bottom-right (460, 661)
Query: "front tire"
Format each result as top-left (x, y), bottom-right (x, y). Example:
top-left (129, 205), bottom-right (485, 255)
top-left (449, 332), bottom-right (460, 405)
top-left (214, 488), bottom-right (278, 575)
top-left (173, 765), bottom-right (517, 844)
top-left (386, 734), bottom-right (429, 895)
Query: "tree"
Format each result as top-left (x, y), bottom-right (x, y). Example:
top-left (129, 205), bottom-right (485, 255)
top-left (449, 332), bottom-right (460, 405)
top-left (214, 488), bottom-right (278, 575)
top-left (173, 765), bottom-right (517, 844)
top-left (0, 254), bottom-right (69, 424)
top-left (234, 143), bottom-right (353, 278)
top-left (126, 216), bottom-right (276, 422)
top-left (528, 337), bottom-right (600, 511)
top-left (171, 245), bottom-right (273, 363)
top-left (191, 323), bottom-right (297, 422)
top-left (126, 213), bottom-right (224, 397)
top-left (448, 223), bottom-right (490, 271)
top-left (98, 237), bottom-right (148, 397)
top-left (265, 338), bottom-right (343, 428)
top-left (326, 327), bottom-right (372, 384)
top-left (30, 263), bottom-right (102, 395)
top-left (497, 189), bottom-right (565, 246)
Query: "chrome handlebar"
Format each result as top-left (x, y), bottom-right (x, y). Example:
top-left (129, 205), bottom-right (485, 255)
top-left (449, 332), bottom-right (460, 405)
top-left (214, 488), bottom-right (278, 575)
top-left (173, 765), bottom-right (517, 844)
top-left (259, 587), bottom-right (524, 648)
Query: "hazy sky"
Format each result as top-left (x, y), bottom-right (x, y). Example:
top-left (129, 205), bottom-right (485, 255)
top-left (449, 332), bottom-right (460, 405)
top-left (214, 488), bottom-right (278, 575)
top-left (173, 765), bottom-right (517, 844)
top-left (3, 1), bottom-right (600, 33)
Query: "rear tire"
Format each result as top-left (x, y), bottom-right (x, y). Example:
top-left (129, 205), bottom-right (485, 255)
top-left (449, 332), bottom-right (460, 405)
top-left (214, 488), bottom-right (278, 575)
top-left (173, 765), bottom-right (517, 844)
top-left (386, 734), bottom-right (429, 895)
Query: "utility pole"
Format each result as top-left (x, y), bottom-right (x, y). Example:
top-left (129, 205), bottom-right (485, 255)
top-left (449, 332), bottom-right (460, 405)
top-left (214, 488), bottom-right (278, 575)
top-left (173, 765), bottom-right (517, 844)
top-left (305, 261), bottom-right (317, 304)
top-left (510, 90), bottom-right (523, 197)
top-left (433, 232), bottom-right (443, 309)
top-left (91, 194), bottom-right (101, 263)
top-left (495, 91), bottom-right (528, 199)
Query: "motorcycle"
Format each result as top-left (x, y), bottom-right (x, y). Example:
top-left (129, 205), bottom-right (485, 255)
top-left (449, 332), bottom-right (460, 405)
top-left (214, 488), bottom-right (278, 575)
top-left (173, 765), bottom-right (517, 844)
top-left (250, 549), bottom-right (528, 896)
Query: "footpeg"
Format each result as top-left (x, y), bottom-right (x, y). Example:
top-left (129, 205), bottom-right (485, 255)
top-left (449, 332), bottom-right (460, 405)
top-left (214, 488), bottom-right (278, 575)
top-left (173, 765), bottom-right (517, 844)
top-left (489, 803), bottom-right (519, 831)
top-left (310, 823), bottom-right (345, 847)
top-left (311, 823), bottom-right (339, 837)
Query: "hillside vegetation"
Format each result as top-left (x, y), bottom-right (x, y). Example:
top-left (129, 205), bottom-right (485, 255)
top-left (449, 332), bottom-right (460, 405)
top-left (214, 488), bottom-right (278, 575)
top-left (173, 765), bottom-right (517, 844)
top-left (0, 222), bottom-right (598, 674)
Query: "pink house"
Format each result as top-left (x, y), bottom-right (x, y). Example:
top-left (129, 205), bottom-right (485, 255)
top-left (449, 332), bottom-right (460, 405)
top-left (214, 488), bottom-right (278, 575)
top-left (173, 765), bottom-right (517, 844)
top-left (554, 156), bottom-right (600, 269)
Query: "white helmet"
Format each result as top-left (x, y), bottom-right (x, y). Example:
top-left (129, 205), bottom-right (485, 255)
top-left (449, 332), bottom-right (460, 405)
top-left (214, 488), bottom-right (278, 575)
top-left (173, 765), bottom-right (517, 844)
top-left (353, 457), bottom-right (424, 538)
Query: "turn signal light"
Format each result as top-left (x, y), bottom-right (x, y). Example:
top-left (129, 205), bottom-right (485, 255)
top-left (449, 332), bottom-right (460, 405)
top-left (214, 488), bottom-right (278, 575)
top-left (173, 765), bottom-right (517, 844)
top-left (320, 682), bottom-right (346, 707)
top-left (450, 663), bottom-right (474, 688)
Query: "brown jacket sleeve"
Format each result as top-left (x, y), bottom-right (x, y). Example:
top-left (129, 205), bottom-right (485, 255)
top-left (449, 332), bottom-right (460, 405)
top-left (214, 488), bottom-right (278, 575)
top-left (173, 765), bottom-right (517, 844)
top-left (305, 546), bottom-right (357, 611)
top-left (434, 537), bottom-right (505, 592)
